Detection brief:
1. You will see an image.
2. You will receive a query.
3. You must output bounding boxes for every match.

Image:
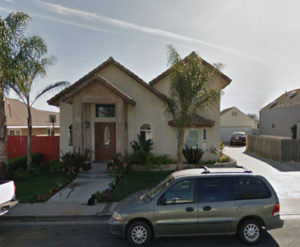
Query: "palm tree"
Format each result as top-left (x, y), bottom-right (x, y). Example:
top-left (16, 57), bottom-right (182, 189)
top-left (0, 12), bottom-right (30, 179)
top-left (164, 45), bottom-right (222, 170)
top-left (10, 38), bottom-right (69, 169)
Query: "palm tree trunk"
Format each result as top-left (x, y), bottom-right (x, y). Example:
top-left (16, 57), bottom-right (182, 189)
top-left (177, 127), bottom-right (185, 170)
top-left (27, 106), bottom-right (32, 171)
top-left (0, 90), bottom-right (8, 179)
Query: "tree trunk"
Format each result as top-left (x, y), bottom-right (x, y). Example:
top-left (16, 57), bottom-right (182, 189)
top-left (0, 90), bottom-right (8, 179)
top-left (177, 127), bottom-right (185, 170)
top-left (27, 106), bottom-right (32, 171)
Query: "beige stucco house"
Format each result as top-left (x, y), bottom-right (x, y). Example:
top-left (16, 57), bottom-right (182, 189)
top-left (48, 53), bottom-right (231, 162)
top-left (220, 107), bottom-right (258, 142)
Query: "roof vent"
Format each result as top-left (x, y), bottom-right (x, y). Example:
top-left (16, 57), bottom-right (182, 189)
top-left (289, 91), bottom-right (297, 99)
top-left (270, 101), bottom-right (277, 108)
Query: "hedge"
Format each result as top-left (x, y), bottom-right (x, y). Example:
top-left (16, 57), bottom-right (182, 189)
top-left (8, 153), bottom-right (44, 170)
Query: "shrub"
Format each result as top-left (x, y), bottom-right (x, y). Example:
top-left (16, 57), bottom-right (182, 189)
top-left (11, 168), bottom-right (30, 181)
top-left (130, 134), bottom-right (153, 153)
top-left (130, 150), bottom-right (148, 165)
top-left (183, 145), bottom-right (204, 164)
top-left (220, 142), bottom-right (225, 155)
top-left (28, 166), bottom-right (42, 176)
top-left (111, 153), bottom-right (130, 185)
top-left (218, 154), bottom-right (231, 163)
top-left (8, 153), bottom-right (44, 170)
top-left (49, 160), bottom-right (63, 174)
top-left (144, 154), bottom-right (174, 170)
top-left (61, 151), bottom-right (85, 176)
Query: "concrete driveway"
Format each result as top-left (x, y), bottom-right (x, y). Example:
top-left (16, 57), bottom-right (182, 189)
top-left (224, 146), bottom-right (300, 215)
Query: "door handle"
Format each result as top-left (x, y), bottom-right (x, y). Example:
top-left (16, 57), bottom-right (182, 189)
top-left (185, 207), bottom-right (194, 212)
top-left (203, 206), bottom-right (212, 211)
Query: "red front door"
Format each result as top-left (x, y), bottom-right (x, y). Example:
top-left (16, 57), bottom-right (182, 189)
top-left (95, 122), bottom-right (116, 162)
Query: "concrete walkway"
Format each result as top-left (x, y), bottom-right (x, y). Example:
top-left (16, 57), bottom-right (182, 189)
top-left (4, 162), bottom-right (116, 221)
top-left (48, 162), bottom-right (112, 203)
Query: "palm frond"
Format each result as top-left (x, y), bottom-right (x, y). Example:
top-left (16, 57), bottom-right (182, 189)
top-left (31, 81), bottom-right (70, 106)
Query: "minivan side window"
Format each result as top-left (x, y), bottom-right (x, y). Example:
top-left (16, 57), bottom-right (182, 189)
top-left (198, 177), bottom-right (234, 203)
top-left (234, 177), bottom-right (271, 200)
top-left (158, 179), bottom-right (195, 205)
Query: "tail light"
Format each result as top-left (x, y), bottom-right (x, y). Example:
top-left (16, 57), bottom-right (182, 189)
top-left (14, 182), bottom-right (16, 194)
top-left (272, 203), bottom-right (280, 216)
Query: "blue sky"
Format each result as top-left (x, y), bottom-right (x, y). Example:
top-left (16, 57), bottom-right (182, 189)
top-left (1, 0), bottom-right (300, 116)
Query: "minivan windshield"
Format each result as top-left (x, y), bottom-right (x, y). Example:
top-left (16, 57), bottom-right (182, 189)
top-left (146, 175), bottom-right (175, 199)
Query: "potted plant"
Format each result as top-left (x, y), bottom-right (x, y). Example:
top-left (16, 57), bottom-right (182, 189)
top-left (83, 149), bottom-right (92, 171)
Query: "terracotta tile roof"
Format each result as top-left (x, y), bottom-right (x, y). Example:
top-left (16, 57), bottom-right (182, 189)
top-left (220, 107), bottom-right (235, 115)
top-left (261, 88), bottom-right (300, 111)
top-left (5, 98), bottom-right (60, 127)
top-left (149, 52), bottom-right (232, 88)
top-left (48, 57), bottom-right (165, 106)
top-left (168, 113), bottom-right (215, 128)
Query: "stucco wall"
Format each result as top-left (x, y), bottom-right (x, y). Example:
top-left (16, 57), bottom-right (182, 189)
top-left (221, 107), bottom-right (257, 128)
top-left (152, 73), bottom-right (224, 161)
top-left (98, 65), bottom-right (177, 159)
top-left (60, 102), bottom-right (73, 154)
top-left (260, 105), bottom-right (300, 137)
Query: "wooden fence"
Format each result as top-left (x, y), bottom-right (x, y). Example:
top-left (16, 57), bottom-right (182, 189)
top-left (7, 136), bottom-right (59, 162)
top-left (247, 135), bottom-right (300, 162)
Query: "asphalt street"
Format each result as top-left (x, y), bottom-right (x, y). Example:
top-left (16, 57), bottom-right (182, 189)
top-left (0, 218), bottom-right (299, 247)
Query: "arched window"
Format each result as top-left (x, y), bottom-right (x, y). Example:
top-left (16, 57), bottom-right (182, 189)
top-left (185, 130), bottom-right (199, 148)
top-left (140, 124), bottom-right (152, 142)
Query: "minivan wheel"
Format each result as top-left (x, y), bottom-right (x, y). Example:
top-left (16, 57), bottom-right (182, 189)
top-left (239, 219), bottom-right (262, 245)
top-left (127, 220), bottom-right (152, 247)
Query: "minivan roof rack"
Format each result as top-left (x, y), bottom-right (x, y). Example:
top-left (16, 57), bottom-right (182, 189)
top-left (200, 165), bottom-right (252, 174)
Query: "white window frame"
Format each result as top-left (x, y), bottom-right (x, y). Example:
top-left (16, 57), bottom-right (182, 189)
top-left (140, 124), bottom-right (152, 142)
top-left (185, 129), bottom-right (199, 149)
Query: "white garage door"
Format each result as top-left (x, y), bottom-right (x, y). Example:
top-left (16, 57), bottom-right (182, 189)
top-left (220, 127), bottom-right (253, 143)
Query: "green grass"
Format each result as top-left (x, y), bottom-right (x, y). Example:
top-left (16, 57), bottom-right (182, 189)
top-left (16, 172), bottom-right (69, 203)
top-left (111, 171), bottom-right (172, 201)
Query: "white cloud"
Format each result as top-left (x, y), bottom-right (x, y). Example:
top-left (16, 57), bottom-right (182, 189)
top-left (37, 0), bottom-right (240, 55)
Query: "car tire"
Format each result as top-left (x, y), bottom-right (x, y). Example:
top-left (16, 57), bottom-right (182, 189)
top-left (238, 219), bottom-right (262, 245)
top-left (127, 220), bottom-right (152, 247)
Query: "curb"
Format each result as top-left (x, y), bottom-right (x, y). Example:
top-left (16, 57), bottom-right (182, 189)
top-left (1, 214), bottom-right (112, 222)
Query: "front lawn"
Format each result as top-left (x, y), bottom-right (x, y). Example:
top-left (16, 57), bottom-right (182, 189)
top-left (111, 171), bottom-right (172, 201)
top-left (16, 171), bottom-right (70, 203)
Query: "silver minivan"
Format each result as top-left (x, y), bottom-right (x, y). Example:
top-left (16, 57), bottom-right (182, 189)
top-left (109, 167), bottom-right (284, 246)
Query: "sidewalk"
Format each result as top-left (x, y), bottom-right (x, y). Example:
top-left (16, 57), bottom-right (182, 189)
top-left (3, 202), bottom-right (118, 221)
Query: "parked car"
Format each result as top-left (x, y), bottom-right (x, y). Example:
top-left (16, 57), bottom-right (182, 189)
top-left (0, 181), bottom-right (18, 216)
top-left (109, 167), bottom-right (283, 246)
top-left (230, 132), bottom-right (246, 145)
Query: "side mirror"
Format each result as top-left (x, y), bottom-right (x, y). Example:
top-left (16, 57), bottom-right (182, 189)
top-left (158, 195), bottom-right (167, 205)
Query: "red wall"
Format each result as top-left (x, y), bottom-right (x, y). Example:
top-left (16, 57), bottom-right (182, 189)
top-left (7, 136), bottom-right (59, 162)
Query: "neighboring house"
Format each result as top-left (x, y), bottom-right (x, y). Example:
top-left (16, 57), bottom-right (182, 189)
top-left (260, 88), bottom-right (300, 138)
top-left (48, 53), bottom-right (231, 162)
top-left (5, 98), bottom-right (60, 136)
top-left (220, 107), bottom-right (258, 142)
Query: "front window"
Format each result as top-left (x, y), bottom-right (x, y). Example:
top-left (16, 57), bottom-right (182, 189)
top-left (95, 104), bottom-right (115, 118)
top-left (185, 130), bottom-right (199, 148)
top-left (159, 179), bottom-right (195, 205)
top-left (140, 124), bottom-right (152, 142)
top-left (146, 175), bottom-right (174, 199)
